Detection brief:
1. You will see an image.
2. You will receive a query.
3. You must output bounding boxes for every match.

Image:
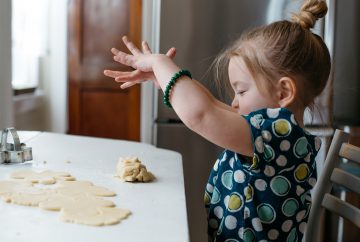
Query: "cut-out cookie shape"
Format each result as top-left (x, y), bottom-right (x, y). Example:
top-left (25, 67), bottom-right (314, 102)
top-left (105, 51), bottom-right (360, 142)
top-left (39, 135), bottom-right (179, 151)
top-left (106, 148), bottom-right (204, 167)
top-left (56, 180), bottom-right (116, 197)
top-left (116, 157), bottom-right (155, 182)
top-left (39, 194), bottom-right (131, 226)
top-left (60, 206), bottom-right (131, 226)
top-left (10, 169), bottom-right (76, 184)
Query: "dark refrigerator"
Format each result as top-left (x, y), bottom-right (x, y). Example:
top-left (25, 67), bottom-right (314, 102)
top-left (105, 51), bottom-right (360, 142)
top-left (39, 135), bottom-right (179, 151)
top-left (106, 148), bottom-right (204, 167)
top-left (151, 0), bottom-right (359, 241)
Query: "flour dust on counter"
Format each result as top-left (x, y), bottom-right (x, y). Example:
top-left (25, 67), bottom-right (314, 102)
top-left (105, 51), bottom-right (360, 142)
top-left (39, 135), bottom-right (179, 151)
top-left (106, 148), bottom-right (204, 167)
top-left (0, 169), bottom-right (131, 226)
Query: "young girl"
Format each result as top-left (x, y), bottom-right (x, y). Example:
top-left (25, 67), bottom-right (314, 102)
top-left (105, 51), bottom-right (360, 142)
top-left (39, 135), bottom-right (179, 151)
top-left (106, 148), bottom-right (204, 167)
top-left (104, 0), bottom-right (330, 241)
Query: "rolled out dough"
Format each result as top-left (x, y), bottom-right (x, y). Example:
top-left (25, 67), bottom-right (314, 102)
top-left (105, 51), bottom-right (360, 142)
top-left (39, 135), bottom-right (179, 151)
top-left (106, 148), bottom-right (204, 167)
top-left (0, 169), bottom-right (130, 226)
top-left (10, 169), bottom-right (76, 184)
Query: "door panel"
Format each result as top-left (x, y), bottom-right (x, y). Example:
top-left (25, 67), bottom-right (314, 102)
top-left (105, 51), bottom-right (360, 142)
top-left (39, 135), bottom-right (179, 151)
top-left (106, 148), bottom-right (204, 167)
top-left (68, 0), bottom-right (141, 140)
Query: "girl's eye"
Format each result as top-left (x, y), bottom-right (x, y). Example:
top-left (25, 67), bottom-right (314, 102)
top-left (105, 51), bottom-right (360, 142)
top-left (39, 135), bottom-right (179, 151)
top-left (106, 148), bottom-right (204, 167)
top-left (237, 90), bottom-right (247, 96)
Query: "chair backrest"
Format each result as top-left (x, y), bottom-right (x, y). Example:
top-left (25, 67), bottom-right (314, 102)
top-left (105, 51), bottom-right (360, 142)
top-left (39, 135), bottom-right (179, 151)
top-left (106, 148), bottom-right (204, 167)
top-left (305, 129), bottom-right (360, 242)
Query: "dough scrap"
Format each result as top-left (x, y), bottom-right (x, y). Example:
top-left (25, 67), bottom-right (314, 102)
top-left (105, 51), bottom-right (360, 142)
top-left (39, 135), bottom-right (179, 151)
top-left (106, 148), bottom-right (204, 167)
top-left (116, 157), bottom-right (155, 182)
top-left (10, 169), bottom-right (76, 184)
top-left (1, 169), bottom-right (131, 226)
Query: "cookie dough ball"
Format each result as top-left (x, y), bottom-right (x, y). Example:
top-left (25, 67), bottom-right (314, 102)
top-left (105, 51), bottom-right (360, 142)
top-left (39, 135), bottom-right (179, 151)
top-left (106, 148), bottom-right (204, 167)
top-left (116, 157), bottom-right (155, 182)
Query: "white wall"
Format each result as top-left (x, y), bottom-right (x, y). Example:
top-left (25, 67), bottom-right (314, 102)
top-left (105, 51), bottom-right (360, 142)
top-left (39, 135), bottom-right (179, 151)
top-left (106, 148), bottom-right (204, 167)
top-left (0, 0), bottom-right (15, 130)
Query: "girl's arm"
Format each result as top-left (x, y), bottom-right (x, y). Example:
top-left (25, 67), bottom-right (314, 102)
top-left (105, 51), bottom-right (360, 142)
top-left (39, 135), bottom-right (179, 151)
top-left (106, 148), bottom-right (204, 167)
top-left (105, 37), bottom-right (253, 156)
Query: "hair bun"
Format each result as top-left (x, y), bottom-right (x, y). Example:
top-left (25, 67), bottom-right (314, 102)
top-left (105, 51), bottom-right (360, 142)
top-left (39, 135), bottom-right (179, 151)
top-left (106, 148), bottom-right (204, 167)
top-left (292, 0), bottom-right (328, 29)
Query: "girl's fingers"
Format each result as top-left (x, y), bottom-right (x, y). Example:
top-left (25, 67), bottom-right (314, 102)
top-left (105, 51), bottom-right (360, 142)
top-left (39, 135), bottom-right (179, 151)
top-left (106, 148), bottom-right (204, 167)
top-left (113, 51), bottom-right (135, 67)
top-left (114, 70), bottom-right (143, 82)
top-left (122, 36), bottom-right (141, 56)
top-left (142, 41), bottom-right (152, 54)
top-left (166, 47), bottom-right (176, 59)
top-left (111, 48), bottom-right (120, 55)
top-left (103, 70), bottom-right (130, 78)
top-left (120, 81), bottom-right (141, 89)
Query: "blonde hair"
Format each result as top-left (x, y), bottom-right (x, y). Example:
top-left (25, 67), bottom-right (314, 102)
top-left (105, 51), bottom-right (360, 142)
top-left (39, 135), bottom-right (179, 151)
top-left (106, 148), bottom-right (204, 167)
top-left (214, 0), bottom-right (331, 109)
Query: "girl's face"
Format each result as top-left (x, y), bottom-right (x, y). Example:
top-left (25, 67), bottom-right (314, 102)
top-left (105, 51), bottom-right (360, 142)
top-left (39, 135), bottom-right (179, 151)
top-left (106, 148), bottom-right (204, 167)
top-left (228, 56), bottom-right (278, 115)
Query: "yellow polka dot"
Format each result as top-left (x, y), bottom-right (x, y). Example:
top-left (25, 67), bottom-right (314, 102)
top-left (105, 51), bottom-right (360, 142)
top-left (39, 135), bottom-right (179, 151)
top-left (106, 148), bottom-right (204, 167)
top-left (274, 119), bottom-right (291, 136)
top-left (244, 186), bottom-right (253, 202)
top-left (250, 155), bottom-right (259, 169)
top-left (228, 194), bottom-right (242, 211)
top-left (295, 164), bottom-right (309, 182)
top-left (204, 193), bottom-right (211, 205)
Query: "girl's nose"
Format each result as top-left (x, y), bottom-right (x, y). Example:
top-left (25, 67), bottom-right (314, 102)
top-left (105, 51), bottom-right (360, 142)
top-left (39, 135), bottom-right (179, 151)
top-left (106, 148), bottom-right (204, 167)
top-left (231, 98), bottom-right (239, 109)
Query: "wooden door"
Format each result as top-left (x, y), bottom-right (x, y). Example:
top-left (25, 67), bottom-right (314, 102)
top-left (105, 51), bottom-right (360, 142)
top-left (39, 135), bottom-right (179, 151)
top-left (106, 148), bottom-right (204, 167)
top-left (68, 0), bottom-right (141, 141)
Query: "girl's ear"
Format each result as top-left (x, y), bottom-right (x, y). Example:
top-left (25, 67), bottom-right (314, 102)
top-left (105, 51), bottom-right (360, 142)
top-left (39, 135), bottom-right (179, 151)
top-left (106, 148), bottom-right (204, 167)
top-left (276, 77), bottom-right (296, 107)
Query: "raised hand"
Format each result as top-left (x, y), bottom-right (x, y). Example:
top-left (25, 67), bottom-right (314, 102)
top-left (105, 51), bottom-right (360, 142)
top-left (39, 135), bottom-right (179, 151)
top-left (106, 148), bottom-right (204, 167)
top-left (104, 36), bottom-right (176, 89)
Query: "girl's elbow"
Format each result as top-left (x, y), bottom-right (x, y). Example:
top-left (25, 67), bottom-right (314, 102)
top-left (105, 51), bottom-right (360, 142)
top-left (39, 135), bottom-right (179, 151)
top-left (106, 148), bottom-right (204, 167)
top-left (182, 110), bottom-right (206, 132)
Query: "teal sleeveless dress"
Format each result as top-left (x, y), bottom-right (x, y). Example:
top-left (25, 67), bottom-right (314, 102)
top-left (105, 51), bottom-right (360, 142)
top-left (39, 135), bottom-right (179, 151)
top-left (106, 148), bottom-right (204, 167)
top-left (204, 108), bottom-right (321, 242)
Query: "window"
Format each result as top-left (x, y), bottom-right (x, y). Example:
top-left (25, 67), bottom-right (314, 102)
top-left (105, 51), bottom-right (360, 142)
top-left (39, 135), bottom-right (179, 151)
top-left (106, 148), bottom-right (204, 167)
top-left (12, 0), bottom-right (50, 93)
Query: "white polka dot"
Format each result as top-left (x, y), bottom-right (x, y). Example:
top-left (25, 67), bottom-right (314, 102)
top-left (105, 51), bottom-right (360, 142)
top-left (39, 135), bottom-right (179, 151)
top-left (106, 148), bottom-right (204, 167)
top-left (296, 210), bottom-right (306, 222)
top-left (296, 185), bottom-right (305, 196)
top-left (244, 206), bottom-right (250, 219)
top-left (238, 227), bottom-right (244, 239)
top-left (267, 108), bottom-right (280, 118)
top-left (234, 170), bottom-right (246, 183)
top-left (225, 215), bottom-right (237, 230)
top-left (268, 229), bottom-right (279, 240)
top-left (280, 140), bottom-right (291, 151)
top-left (262, 130), bottom-right (272, 142)
top-left (224, 195), bottom-right (230, 208)
top-left (281, 219), bottom-right (293, 232)
top-left (250, 116), bottom-right (261, 129)
top-left (264, 165), bottom-right (275, 177)
top-left (255, 179), bottom-right (267, 191)
top-left (209, 218), bottom-right (218, 229)
top-left (290, 114), bottom-right (297, 125)
top-left (276, 155), bottom-right (287, 166)
top-left (252, 217), bottom-right (263, 232)
top-left (213, 159), bottom-right (219, 171)
top-left (255, 136), bottom-right (264, 153)
top-left (221, 152), bottom-right (227, 162)
top-left (206, 183), bottom-right (214, 193)
top-left (214, 206), bottom-right (223, 219)
top-left (299, 222), bottom-right (307, 234)
top-left (304, 153), bottom-right (311, 162)
top-left (229, 157), bottom-right (235, 169)
top-left (308, 177), bottom-right (317, 187)
top-left (259, 240), bottom-right (267, 242)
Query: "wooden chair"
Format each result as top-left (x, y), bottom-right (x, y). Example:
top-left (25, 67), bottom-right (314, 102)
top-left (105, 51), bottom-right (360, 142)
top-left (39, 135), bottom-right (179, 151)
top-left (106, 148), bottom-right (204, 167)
top-left (305, 129), bottom-right (360, 242)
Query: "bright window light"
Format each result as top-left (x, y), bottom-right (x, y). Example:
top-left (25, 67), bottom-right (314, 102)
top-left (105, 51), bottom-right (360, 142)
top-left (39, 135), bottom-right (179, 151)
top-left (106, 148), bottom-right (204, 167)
top-left (12, 0), bottom-right (49, 90)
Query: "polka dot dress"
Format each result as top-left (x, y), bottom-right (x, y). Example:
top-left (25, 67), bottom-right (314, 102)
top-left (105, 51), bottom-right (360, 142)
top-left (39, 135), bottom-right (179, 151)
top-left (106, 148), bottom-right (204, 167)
top-left (204, 108), bottom-right (321, 242)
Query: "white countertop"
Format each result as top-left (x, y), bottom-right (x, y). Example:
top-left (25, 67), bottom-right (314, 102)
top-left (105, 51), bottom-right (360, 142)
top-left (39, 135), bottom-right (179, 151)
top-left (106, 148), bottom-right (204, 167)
top-left (0, 132), bottom-right (189, 242)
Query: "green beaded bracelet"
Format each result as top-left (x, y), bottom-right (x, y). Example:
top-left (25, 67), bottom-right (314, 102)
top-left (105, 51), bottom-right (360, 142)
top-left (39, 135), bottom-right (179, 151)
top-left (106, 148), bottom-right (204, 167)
top-left (163, 69), bottom-right (192, 108)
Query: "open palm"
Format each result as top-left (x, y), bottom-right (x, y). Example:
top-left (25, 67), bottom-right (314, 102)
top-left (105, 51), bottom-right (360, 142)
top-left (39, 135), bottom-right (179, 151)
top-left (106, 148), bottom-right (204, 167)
top-left (104, 36), bottom-right (176, 89)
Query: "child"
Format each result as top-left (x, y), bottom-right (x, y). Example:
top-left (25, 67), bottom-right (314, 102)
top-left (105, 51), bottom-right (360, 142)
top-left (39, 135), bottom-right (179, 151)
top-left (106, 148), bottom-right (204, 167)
top-left (104, 0), bottom-right (330, 241)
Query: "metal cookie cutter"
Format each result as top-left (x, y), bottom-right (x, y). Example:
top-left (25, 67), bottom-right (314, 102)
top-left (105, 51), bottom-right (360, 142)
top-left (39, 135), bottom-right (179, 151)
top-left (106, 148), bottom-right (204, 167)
top-left (0, 127), bottom-right (33, 164)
